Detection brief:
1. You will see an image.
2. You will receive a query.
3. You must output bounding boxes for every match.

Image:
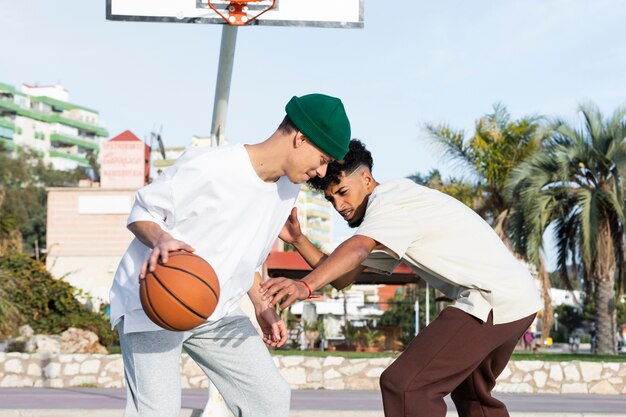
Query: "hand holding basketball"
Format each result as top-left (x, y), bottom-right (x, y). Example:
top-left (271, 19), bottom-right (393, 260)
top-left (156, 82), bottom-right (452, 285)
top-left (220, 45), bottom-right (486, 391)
top-left (139, 232), bottom-right (196, 279)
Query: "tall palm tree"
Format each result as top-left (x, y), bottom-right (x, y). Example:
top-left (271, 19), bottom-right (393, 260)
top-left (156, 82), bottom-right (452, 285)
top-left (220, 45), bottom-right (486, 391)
top-left (426, 103), bottom-right (546, 239)
top-left (426, 105), bottom-right (554, 340)
top-left (507, 103), bottom-right (626, 355)
top-left (408, 169), bottom-right (479, 209)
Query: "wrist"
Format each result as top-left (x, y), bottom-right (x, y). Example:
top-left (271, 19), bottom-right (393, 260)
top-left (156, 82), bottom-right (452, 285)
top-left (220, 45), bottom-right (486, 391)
top-left (153, 231), bottom-right (170, 246)
top-left (299, 280), bottom-right (319, 299)
top-left (249, 289), bottom-right (269, 312)
top-left (252, 299), bottom-right (270, 314)
top-left (291, 234), bottom-right (307, 248)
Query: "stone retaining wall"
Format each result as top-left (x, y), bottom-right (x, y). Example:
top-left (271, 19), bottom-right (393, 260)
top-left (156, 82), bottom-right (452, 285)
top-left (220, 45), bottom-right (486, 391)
top-left (0, 353), bottom-right (624, 395)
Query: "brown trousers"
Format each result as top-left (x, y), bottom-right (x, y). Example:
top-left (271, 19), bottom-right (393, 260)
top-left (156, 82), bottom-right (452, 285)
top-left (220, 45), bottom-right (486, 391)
top-left (380, 307), bottom-right (535, 417)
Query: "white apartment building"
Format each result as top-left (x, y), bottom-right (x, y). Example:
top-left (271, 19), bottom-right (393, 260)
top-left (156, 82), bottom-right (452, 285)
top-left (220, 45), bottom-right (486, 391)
top-left (295, 186), bottom-right (333, 250)
top-left (0, 82), bottom-right (108, 171)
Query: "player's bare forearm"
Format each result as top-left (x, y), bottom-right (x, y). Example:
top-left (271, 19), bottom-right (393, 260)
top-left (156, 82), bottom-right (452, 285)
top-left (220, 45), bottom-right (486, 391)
top-left (302, 235), bottom-right (377, 292)
top-left (128, 221), bottom-right (170, 249)
top-left (331, 265), bottom-right (366, 290)
top-left (281, 207), bottom-right (329, 267)
top-left (304, 235), bottom-right (377, 290)
top-left (291, 234), bottom-right (328, 268)
top-left (290, 234), bottom-right (364, 289)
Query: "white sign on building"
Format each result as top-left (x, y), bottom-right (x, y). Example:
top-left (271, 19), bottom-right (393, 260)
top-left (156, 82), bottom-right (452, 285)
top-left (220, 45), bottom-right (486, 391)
top-left (100, 141), bottom-right (145, 189)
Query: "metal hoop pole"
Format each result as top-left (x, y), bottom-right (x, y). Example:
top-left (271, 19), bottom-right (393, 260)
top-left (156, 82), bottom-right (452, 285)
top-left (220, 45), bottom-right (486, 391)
top-left (210, 24), bottom-right (238, 146)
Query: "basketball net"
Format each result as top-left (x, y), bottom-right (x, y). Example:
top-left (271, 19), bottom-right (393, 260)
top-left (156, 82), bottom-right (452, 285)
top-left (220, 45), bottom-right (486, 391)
top-left (207, 0), bottom-right (277, 26)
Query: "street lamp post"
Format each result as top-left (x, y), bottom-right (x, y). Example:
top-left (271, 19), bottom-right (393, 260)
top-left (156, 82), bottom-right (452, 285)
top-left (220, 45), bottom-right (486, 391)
top-left (554, 312), bottom-right (559, 332)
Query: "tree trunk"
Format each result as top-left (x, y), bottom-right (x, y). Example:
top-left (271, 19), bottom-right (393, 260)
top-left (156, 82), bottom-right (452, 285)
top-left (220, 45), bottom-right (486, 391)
top-left (594, 219), bottom-right (617, 355)
top-left (493, 209), bottom-right (509, 243)
top-left (538, 256), bottom-right (553, 345)
top-left (342, 289), bottom-right (348, 343)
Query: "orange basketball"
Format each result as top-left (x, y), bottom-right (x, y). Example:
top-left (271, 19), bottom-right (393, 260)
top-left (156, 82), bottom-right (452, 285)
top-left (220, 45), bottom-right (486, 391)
top-left (140, 251), bottom-right (220, 331)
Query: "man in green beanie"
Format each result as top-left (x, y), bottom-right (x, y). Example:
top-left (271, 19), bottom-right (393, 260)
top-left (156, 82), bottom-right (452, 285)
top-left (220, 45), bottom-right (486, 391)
top-left (110, 93), bottom-right (350, 417)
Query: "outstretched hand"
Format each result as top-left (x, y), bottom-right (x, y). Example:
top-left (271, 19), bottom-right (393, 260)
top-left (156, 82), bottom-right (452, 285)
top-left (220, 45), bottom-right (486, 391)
top-left (139, 233), bottom-right (195, 279)
top-left (279, 207), bottom-right (303, 244)
top-left (260, 277), bottom-right (309, 310)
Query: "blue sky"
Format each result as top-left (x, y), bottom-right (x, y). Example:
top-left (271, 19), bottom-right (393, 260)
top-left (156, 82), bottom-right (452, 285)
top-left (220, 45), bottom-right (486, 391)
top-left (2, 0), bottom-right (626, 266)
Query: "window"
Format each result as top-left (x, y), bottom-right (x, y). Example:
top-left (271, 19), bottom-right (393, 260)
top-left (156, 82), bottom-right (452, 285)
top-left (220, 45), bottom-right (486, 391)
top-left (0, 126), bottom-right (13, 139)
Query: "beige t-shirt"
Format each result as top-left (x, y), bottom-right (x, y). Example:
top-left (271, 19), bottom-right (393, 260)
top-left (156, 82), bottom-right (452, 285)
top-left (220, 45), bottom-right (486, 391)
top-left (356, 179), bottom-right (542, 325)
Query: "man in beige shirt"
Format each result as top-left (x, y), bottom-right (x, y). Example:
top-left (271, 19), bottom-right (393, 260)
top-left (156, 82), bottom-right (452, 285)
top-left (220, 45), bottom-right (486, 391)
top-left (261, 139), bottom-right (542, 417)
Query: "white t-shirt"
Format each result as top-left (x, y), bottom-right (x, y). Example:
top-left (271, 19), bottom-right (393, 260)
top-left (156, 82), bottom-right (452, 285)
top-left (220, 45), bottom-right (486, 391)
top-left (109, 144), bottom-right (300, 333)
top-left (356, 179), bottom-right (542, 325)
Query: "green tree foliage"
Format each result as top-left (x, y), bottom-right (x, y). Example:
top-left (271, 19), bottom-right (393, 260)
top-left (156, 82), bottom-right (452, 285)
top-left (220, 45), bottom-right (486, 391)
top-left (508, 103), bottom-right (626, 354)
top-left (425, 103), bottom-right (546, 236)
top-left (379, 286), bottom-right (415, 348)
top-left (553, 304), bottom-right (585, 342)
top-left (340, 321), bottom-right (359, 346)
top-left (358, 327), bottom-right (382, 348)
top-left (0, 250), bottom-right (117, 347)
top-left (0, 147), bottom-right (86, 257)
top-left (0, 284), bottom-right (20, 336)
top-left (379, 286), bottom-right (439, 348)
top-left (408, 169), bottom-right (478, 209)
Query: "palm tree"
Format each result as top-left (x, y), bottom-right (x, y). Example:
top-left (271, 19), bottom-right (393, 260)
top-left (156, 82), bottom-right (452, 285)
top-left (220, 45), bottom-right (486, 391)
top-left (507, 103), bottom-right (626, 355)
top-left (425, 103), bottom-right (546, 239)
top-left (408, 169), bottom-right (478, 209)
top-left (426, 104), bottom-right (555, 341)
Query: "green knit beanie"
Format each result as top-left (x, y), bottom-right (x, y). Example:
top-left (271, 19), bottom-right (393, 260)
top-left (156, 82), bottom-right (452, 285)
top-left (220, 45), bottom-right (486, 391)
top-left (285, 93), bottom-right (351, 160)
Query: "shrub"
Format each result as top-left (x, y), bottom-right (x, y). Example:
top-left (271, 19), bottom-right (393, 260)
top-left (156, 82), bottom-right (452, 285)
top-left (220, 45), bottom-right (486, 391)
top-left (0, 285), bottom-right (20, 337)
top-left (0, 250), bottom-right (118, 347)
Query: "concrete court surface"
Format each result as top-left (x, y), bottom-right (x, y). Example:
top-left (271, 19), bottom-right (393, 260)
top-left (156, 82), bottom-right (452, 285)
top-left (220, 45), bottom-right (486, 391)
top-left (0, 388), bottom-right (625, 417)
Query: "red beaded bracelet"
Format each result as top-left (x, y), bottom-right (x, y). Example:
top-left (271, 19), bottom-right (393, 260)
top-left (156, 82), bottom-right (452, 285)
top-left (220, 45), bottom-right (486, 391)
top-left (300, 280), bottom-right (317, 299)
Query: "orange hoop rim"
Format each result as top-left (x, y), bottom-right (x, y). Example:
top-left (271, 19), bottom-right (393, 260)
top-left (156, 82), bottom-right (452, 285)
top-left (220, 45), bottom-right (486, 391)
top-left (207, 0), bottom-right (277, 26)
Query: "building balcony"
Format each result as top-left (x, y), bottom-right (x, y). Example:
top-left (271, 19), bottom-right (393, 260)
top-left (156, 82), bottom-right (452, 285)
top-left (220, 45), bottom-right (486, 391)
top-left (0, 98), bottom-right (20, 115)
top-left (307, 221), bottom-right (331, 231)
top-left (50, 133), bottom-right (100, 151)
top-left (0, 138), bottom-right (16, 150)
top-left (305, 195), bottom-right (330, 206)
top-left (53, 115), bottom-right (107, 137)
top-left (306, 209), bottom-right (331, 219)
top-left (0, 83), bottom-right (17, 94)
top-left (0, 117), bottom-right (15, 131)
top-left (30, 96), bottom-right (98, 114)
top-left (309, 235), bottom-right (332, 244)
top-left (0, 98), bottom-right (108, 137)
top-left (49, 149), bottom-right (89, 166)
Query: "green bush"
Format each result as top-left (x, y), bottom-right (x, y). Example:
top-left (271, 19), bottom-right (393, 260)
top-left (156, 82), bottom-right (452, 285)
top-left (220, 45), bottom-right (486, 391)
top-left (551, 324), bottom-right (569, 343)
top-left (0, 250), bottom-right (118, 347)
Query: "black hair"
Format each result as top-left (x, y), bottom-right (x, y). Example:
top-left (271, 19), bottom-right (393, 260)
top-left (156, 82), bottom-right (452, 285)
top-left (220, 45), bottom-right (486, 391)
top-left (278, 115), bottom-right (297, 134)
top-left (308, 139), bottom-right (373, 191)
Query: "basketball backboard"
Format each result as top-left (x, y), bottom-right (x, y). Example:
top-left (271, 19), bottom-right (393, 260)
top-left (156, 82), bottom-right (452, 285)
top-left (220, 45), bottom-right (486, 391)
top-left (106, 0), bottom-right (364, 28)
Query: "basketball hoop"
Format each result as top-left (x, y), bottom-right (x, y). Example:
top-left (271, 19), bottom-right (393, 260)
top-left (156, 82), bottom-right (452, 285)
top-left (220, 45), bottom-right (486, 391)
top-left (207, 0), bottom-right (277, 26)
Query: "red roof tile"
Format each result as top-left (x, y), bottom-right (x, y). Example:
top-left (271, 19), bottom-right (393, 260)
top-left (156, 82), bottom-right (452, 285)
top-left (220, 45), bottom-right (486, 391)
top-left (266, 251), bottom-right (415, 275)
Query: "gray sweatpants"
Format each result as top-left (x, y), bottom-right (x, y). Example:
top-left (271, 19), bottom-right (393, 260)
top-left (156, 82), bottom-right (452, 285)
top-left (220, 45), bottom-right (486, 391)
top-left (118, 308), bottom-right (291, 417)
